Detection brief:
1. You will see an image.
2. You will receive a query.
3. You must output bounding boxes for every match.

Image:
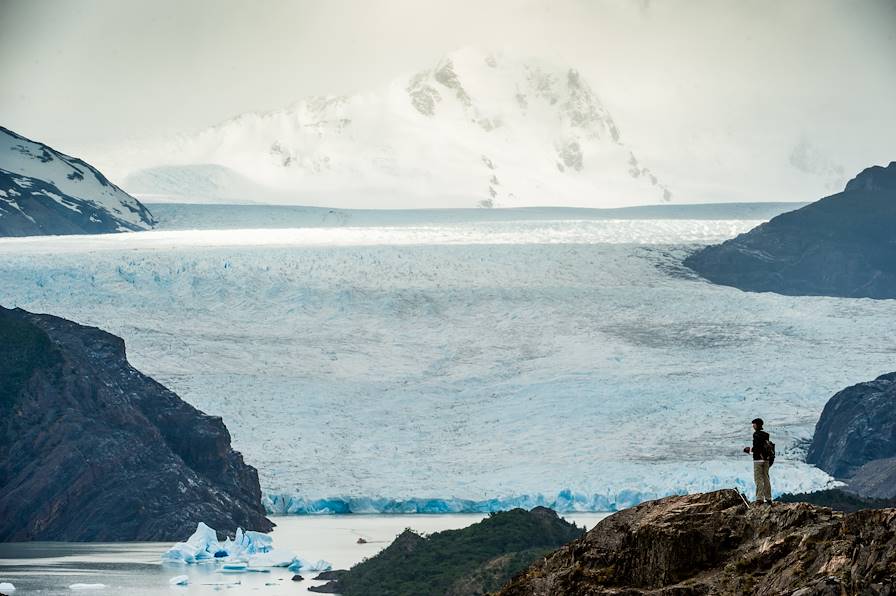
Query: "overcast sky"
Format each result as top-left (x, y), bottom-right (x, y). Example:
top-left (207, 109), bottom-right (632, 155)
top-left (1, 0), bottom-right (894, 201)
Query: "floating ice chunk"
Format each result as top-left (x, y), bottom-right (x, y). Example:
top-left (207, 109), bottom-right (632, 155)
top-left (225, 527), bottom-right (273, 558)
top-left (287, 558), bottom-right (332, 573)
top-left (161, 522), bottom-right (325, 575)
top-left (69, 585), bottom-right (107, 590)
top-left (0, 582), bottom-right (15, 592)
top-left (247, 548), bottom-right (298, 568)
top-left (169, 575), bottom-right (189, 586)
top-left (303, 559), bottom-right (333, 572)
top-left (162, 522), bottom-right (222, 564)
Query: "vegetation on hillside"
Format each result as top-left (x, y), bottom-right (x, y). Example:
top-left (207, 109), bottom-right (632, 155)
top-left (320, 507), bottom-right (584, 596)
top-left (777, 488), bottom-right (896, 512)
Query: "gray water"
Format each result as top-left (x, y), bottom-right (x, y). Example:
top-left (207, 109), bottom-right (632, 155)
top-left (0, 513), bottom-right (609, 595)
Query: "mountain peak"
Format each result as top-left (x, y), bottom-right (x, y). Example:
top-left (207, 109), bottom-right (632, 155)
top-left (119, 49), bottom-right (673, 208)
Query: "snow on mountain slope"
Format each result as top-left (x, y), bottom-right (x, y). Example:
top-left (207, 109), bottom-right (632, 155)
top-left (124, 164), bottom-right (266, 204)
top-left (120, 48), bottom-right (672, 208)
top-left (0, 126), bottom-right (155, 235)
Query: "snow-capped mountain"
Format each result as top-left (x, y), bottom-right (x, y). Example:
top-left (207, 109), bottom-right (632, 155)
top-left (0, 127), bottom-right (155, 236)
top-left (121, 48), bottom-right (672, 208)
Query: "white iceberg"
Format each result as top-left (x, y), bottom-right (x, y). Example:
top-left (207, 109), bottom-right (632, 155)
top-left (161, 522), bottom-right (330, 574)
top-left (168, 575), bottom-right (189, 586)
top-left (0, 582), bottom-right (15, 592)
top-left (247, 548), bottom-right (298, 568)
top-left (287, 558), bottom-right (333, 573)
top-left (161, 522), bottom-right (224, 564)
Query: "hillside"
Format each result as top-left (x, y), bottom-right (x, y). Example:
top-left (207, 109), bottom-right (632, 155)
top-left (309, 507), bottom-right (583, 596)
top-left (498, 490), bottom-right (896, 595)
top-left (684, 161), bottom-right (896, 298)
top-left (0, 127), bottom-right (155, 236)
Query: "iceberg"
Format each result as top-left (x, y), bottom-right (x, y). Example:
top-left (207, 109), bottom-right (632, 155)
top-left (161, 522), bottom-right (220, 564)
top-left (168, 575), bottom-right (189, 586)
top-left (0, 582), bottom-right (15, 592)
top-left (289, 559), bottom-right (332, 573)
top-left (161, 522), bottom-right (330, 573)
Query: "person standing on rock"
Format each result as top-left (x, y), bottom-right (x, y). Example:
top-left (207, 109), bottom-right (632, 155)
top-left (743, 418), bottom-right (773, 504)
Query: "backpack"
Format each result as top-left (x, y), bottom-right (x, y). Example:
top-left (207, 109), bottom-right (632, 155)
top-left (765, 439), bottom-right (775, 466)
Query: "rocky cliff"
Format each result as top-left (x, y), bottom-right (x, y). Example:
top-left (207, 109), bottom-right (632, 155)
top-left (497, 490), bottom-right (896, 595)
top-left (0, 126), bottom-right (155, 236)
top-left (683, 161), bottom-right (896, 298)
top-left (0, 306), bottom-right (273, 541)
top-left (806, 372), bottom-right (896, 499)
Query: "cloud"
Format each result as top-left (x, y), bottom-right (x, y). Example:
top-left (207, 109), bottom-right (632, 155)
top-left (0, 0), bottom-right (893, 203)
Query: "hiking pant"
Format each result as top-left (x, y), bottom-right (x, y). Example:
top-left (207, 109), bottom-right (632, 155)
top-left (754, 460), bottom-right (772, 502)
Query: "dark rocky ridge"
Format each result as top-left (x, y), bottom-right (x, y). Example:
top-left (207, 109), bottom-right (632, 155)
top-left (684, 161), bottom-right (896, 298)
top-left (807, 372), bottom-right (896, 499)
top-left (310, 507), bottom-right (584, 596)
top-left (0, 306), bottom-right (273, 541)
top-left (497, 489), bottom-right (896, 595)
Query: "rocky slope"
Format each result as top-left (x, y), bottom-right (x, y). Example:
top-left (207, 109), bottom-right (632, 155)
top-left (684, 161), bottom-right (896, 298)
top-left (497, 490), bottom-right (896, 595)
top-left (309, 507), bottom-right (584, 596)
top-left (0, 306), bottom-right (272, 541)
top-left (806, 372), bottom-right (896, 499)
top-left (118, 48), bottom-right (672, 208)
top-left (0, 126), bottom-right (155, 236)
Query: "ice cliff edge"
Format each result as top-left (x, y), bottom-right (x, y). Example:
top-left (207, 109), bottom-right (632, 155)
top-left (0, 306), bottom-right (272, 541)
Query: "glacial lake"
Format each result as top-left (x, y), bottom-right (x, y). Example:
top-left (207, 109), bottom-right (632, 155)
top-left (0, 513), bottom-right (610, 595)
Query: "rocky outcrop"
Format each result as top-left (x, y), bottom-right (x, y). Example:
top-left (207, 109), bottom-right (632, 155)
top-left (497, 490), bottom-right (896, 595)
top-left (0, 306), bottom-right (272, 541)
top-left (684, 161), bottom-right (896, 298)
top-left (0, 126), bottom-right (155, 236)
top-left (310, 507), bottom-right (584, 596)
top-left (806, 372), bottom-right (896, 499)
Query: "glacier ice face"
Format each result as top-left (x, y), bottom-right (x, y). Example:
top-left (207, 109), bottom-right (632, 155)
top-left (1, 214), bottom-right (893, 513)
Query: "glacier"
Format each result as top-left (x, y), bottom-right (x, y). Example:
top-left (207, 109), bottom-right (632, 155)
top-left (1, 208), bottom-right (893, 513)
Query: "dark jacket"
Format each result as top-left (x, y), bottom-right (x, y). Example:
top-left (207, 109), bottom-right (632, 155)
top-left (752, 430), bottom-right (770, 461)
